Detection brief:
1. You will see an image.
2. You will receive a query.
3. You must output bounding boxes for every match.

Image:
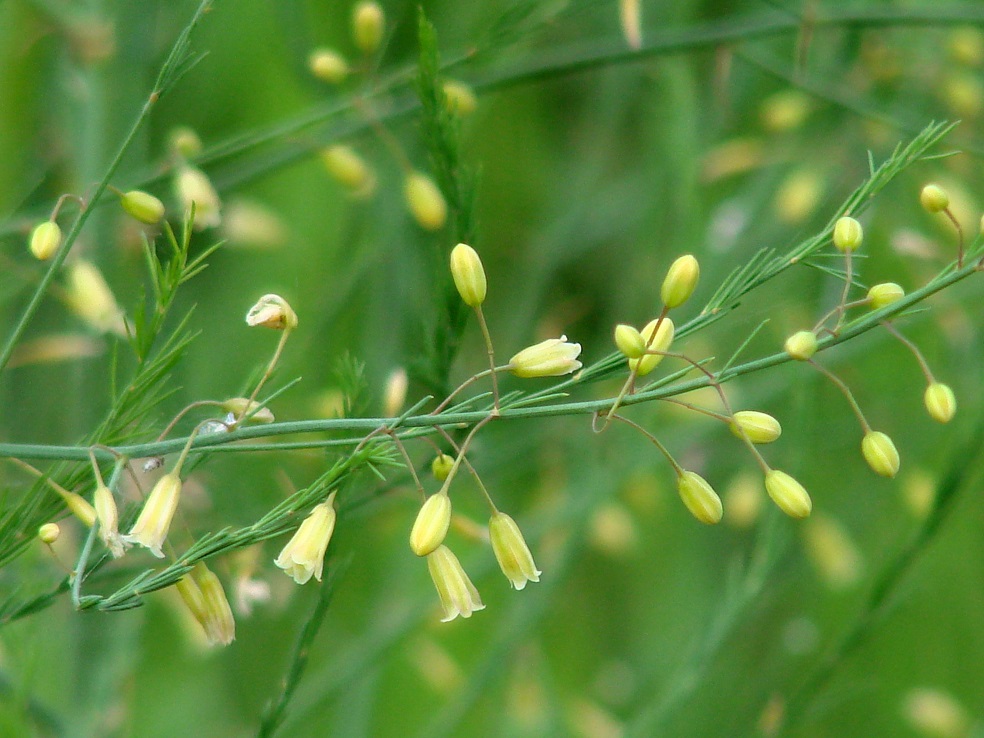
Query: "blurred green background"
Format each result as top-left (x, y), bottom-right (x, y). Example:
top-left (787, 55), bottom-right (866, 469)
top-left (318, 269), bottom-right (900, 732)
top-left (1, 0), bottom-right (984, 736)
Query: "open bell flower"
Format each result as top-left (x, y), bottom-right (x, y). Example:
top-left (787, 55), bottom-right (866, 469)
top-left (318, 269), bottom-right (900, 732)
top-left (274, 493), bottom-right (337, 584)
top-left (427, 545), bottom-right (485, 622)
top-left (122, 472), bottom-right (182, 558)
top-left (489, 512), bottom-right (541, 590)
top-left (509, 336), bottom-right (582, 378)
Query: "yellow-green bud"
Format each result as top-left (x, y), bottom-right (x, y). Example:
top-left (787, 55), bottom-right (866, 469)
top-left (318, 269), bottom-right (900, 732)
top-left (489, 512), bottom-right (541, 589)
top-left (352, 1), bottom-right (385, 54)
top-left (861, 431), bottom-right (900, 478)
top-left (614, 323), bottom-right (646, 359)
top-left (832, 216), bottom-right (863, 253)
top-left (410, 493), bottom-right (452, 557)
top-left (449, 243), bottom-right (487, 307)
top-left (661, 254), bottom-right (700, 308)
top-left (509, 336), bottom-right (583, 378)
top-left (628, 317), bottom-right (675, 376)
top-left (867, 282), bottom-right (905, 310)
top-left (924, 383), bottom-right (957, 423)
top-left (431, 453), bottom-right (454, 481)
top-left (427, 544), bottom-right (484, 622)
top-left (765, 470), bottom-right (812, 519)
top-left (784, 330), bottom-right (818, 361)
top-left (38, 523), bottom-right (60, 544)
top-left (920, 183), bottom-right (950, 213)
top-left (220, 398), bottom-right (275, 423)
top-left (245, 293), bottom-right (298, 330)
top-left (65, 260), bottom-right (126, 335)
top-left (29, 221), bottom-right (62, 261)
top-left (120, 190), bottom-right (165, 225)
top-left (169, 126), bottom-right (202, 158)
top-left (677, 471), bottom-right (723, 525)
top-left (321, 145), bottom-right (375, 197)
top-left (729, 411), bottom-right (782, 444)
top-left (443, 80), bottom-right (477, 116)
top-left (405, 172), bottom-right (447, 230)
top-left (308, 48), bottom-right (348, 83)
top-left (94, 481), bottom-right (125, 558)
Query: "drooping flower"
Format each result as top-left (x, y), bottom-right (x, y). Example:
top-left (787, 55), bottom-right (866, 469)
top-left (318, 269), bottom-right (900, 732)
top-left (122, 472), bottom-right (182, 558)
top-left (489, 512), bottom-right (541, 590)
top-left (427, 545), bottom-right (485, 622)
top-left (274, 493), bottom-right (337, 584)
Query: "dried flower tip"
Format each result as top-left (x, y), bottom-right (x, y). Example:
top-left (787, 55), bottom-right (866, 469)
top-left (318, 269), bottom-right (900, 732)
top-left (614, 323), bottom-right (646, 359)
top-left (489, 512), bottom-right (541, 589)
top-left (661, 254), bottom-right (700, 308)
top-left (924, 383), bottom-right (957, 424)
top-left (122, 472), bottom-right (182, 557)
top-left (867, 282), bottom-right (905, 310)
top-left (174, 165), bottom-right (221, 230)
top-left (431, 453), bottom-right (454, 482)
top-left (443, 79), bottom-right (477, 116)
top-left (383, 367), bottom-right (408, 417)
top-left (404, 172), bottom-right (447, 230)
top-left (509, 336), bottom-right (583, 378)
top-left (120, 190), bottom-right (165, 225)
top-left (29, 221), bottom-right (61, 261)
top-left (169, 126), bottom-right (202, 158)
top-left (94, 481), bottom-right (125, 558)
top-left (784, 330), bottom-right (818, 361)
top-left (308, 47), bottom-right (348, 83)
top-left (38, 523), bottom-right (60, 544)
top-left (321, 145), bottom-right (375, 197)
top-left (65, 260), bottom-right (126, 336)
top-left (274, 493), bottom-right (337, 584)
top-left (628, 317), bottom-right (675, 376)
top-left (861, 431), bottom-right (900, 478)
top-left (765, 470), bottom-right (812, 519)
top-left (246, 293), bottom-right (297, 330)
top-left (410, 493), bottom-right (452, 557)
top-left (427, 545), bottom-right (485, 622)
top-left (352, 1), bottom-right (385, 54)
top-left (677, 471), bottom-right (723, 525)
top-left (195, 564), bottom-right (236, 646)
top-left (832, 216), bottom-right (863, 253)
top-left (449, 243), bottom-right (487, 307)
top-left (220, 398), bottom-right (275, 423)
top-left (730, 410), bottom-right (782, 444)
top-left (920, 183), bottom-right (950, 213)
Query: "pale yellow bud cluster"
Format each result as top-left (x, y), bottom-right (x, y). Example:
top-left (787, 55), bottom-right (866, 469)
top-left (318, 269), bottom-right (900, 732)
top-left (628, 317), bottom-right (674, 376)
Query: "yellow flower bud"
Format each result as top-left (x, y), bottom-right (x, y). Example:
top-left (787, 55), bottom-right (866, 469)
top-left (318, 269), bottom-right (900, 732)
top-left (120, 190), bottom-right (165, 224)
top-left (404, 172), bottom-right (447, 230)
top-left (867, 282), bottom-right (905, 309)
top-left (245, 293), bottom-right (298, 330)
top-left (619, 0), bottom-right (642, 49)
top-left (677, 471), bottom-right (723, 525)
top-left (509, 336), bottom-right (583, 378)
top-left (174, 165), bottom-right (221, 230)
top-left (431, 453), bottom-right (454, 481)
top-left (383, 367), bottom-right (408, 417)
top-left (352, 1), bottom-right (385, 54)
top-left (627, 317), bottom-right (675, 376)
top-left (94, 481), bottom-right (125, 558)
top-left (924, 383), bottom-right (957, 423)
top-left (760, 89), bottom-right (811, 133)
top-left (308, 47), bottom-right (348, 83)
top-left (832, 216), bottom-right (863, 253)
top-left (660, 254), bottom-right (700, 308)
top-left (449, 243), bottom-right (487, 307)
top-left (65, 260), bottom-right (126, 336)
top-left (489, 512), bottom-right (541, 589)
top-left (38, 523), bottom-right (60, 544)
top-left (169, 126), bottom-right (203, 158)
top-left (29, 221), bottom-right (62, 261)
top-left (904, 687), bottom-right (970, 738)
top-left (274, 493), bottom-right (337, 584)
top-left (784, 330), bottom-right (817, 361)
top-left (177, 563), bottom-right (236, 646)
top-left (122, 472), bottom-right (182, 558)
top-left (920, 184), bottom-right (950, 213)
top-left (729, 410), bottom-right (782, 444)
top-left (861, 431), bottom-right (900, 478)
top-left (427, 545), bottom-right (484, 622)
top-left (614, 323), bottom-right (646, 359)
top-left (803, 514), bottom-right (863, 589)
top-left (220, 398), bottom-right (275, 423)
top-left (764, 470), bottom-right (812, 519)
top-left (442, 79), bottom-right (477, 116)
top-left (321, 145), bottom-right (376, 197)
top-left (410, 492), bottom-right (452, 557)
